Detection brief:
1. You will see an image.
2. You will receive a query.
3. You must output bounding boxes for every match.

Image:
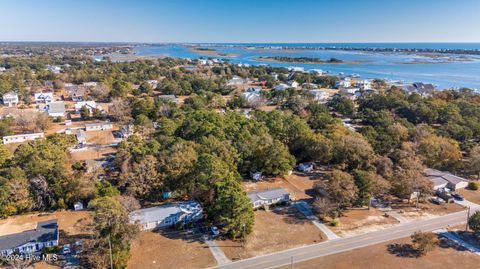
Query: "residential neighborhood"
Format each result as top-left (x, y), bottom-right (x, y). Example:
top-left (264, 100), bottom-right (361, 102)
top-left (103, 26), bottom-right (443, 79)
top-left (1, 1), bottom-right (480, 269)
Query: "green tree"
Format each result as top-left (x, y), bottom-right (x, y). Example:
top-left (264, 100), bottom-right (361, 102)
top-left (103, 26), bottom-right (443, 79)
top-left (86, 196), bottom-right (139, 269)
top-left (468, 211), bottom-right (480, 232)
top-left (80, 105), bottom-right (91, 119)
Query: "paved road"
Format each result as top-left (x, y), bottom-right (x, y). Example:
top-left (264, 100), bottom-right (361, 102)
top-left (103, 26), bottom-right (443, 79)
top-left (213, 208), bottom-right (477, 269)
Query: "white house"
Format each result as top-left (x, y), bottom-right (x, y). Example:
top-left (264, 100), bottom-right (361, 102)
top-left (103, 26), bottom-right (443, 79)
top-left (248, 188), bottom-right (290, 209)
top-left (40, 101), bottom-right (65, 118)
top-left (47, 65), bottom-right (62, 73)
top-left (241, 92), bottom-right (262, 104)
top-left (0, 219), bottom-right (59, 256)
top-left (288, 81), bottom-right (299, 88)
top-left (34, 92), bottom-right (54, 104)
top-left (85, 121), bottom-right (113, 131)
top-left (3, 132), bottom-right (44, 144)
top-left (82, 82), bottom-right (98, 87)
top-left (227, 76), bottom-right (247, 86)
top-left (335, 77), bottom-right (352, 88)
top-left (76, 129), bottom-right (87, 145)
top-left (309, 89), bottom-right (331, 102)
top-left (274, 83), bottom-right (290, 91)
top-left (129, 201), bottom-right (203, 230)
top-left (73, 201), bottom-right (84, 211)
top-left (74, 101), bottom-right (97, 113)
top-left (2, 91), bottom-right (19, 107)
top-left (425, 168), bottom-right (469, 190)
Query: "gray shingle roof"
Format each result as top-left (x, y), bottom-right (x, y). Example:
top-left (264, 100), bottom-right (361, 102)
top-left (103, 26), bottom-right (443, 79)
top-left (425, 168), bottom-right (466, 186)
top-left (247, 188), bottom-right (290, 204)
top-left (0, 219), bottom-right (58, 251)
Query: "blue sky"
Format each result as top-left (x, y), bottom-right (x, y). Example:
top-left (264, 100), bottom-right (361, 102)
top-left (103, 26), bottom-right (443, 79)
top-left (1, 0), bottom-right (479, 43)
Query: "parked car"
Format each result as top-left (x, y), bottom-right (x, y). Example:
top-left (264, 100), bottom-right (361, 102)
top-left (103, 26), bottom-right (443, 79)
top-left (211, 226), bottom-right (220, 236)
top-left (430, 197), bottom-right (445, 205)
top-left (452, 193), bottom-right (464, 201)
top-left (62, 244), bottom-right (71, 255)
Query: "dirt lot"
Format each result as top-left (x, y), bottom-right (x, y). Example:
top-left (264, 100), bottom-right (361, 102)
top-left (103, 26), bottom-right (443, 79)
top-left (127, 230), bottom-right (216, 269)
top-left (330, 208), bottom-right (399, 237)
top-left (459, 188), bottom-right (480, 205)
top-left (243, 173), bottom-right (321, 201)
top-left (216, 207), bottom-right (326, 261)
top-left (69, 146), bottom-right (117, 161)
top-left (274, 236), bottom-right (480, 269)
top-left (390, 200), bottom-right (465, 221)
top-left (85, 129), bottom-right (116, 144)
top-left (0, 211), bottom-right (91, 238)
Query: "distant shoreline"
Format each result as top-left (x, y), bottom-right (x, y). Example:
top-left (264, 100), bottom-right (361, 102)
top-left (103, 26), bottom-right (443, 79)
top-left (252, 56), bottom-right (362, 64)
top-left (188, 47), bottom-right (239, 57)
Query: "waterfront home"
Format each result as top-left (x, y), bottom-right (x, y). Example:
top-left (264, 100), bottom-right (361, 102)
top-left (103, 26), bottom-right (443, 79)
top-left (85, 121), bottom-right (113, 131)
top-left (248, 188), bottom-right (290, 209)
top-left (0, 220), bottom-right (59, 256)
top-left (40, 101), bottom-right (65, 118)
top-left (34, 92), bottom-right (54, 104)
top-left (3, 132), bottom-right (44, 144)
top-left (2, 91), bottom-right (19, 107)
top-left (403, 82), bottom-right (436, 97)
top-left (129, 201), bottom-right (203, 230)
top-left (335, 77), bottom-right (352, 88)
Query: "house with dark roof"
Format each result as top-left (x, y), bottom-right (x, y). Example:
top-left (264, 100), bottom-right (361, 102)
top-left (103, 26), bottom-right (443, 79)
top-left (129, 201), bottom-right (203, 230)
top-left (0, 219), bottom-right (59, 255)
top-left (425, 168), bottom-right (468, 190)
top-left (248, 188), bottom-right (290, 209)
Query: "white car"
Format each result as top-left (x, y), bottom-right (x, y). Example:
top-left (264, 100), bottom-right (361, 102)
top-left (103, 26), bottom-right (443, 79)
top-left (211, 226), bottom-right (220, 236)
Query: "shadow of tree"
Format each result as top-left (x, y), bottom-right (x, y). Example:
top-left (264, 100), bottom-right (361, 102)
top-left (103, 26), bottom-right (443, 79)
top-left (271, 205), bottom-right (310, 225)
top-left (387, 243), bottom-right (420, 258)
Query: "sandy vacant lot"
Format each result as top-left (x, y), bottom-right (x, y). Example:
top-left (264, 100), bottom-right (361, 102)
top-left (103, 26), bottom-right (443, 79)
top-left (0, 211), bottom-right (91, 238)
top-left (127, 230), bottom-right (216, 269)
top-left (69, 146), bottom-right (117, 161)
top-left (330, 208), bottom-right (399, 237)
top-left (459, 188), bottom-right (480, 205)
top-left (395, 201), bottom-right (465, 221)
top-left (274, 236), bottom-right (480, 269)
top-left (243, 173), bottom-right (321, 201)
top-left (217, 207), bottom-right (326, 261)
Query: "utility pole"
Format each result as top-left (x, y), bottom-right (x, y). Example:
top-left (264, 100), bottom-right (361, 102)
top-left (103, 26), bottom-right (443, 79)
top-left (291, 256), bottom-right (294, 269)
top-left (466, 206), bottom-right (471, 232)
top-left (108, 219), bottom-right (114, 269)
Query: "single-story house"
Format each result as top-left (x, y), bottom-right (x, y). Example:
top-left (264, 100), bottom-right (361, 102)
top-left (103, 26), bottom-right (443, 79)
top-left (129, 201), bottom-right (203, 230)
top-left (73, 201), bottom-right (84, 211)
top-left (85, 121), bottom-right (113, 132)
top-left (241, 92), bottom-right (262, 104)
top-left (298, 162), bottom-right (314, 173)
top-left (425, 168), bottom-right (469, 190)
top-left (74, 101), bottom-right (97, 113)
top-left (2, 91), bottom-right (19, 107)
top-left (64, 84), bottom-right (85, 102)
top-left (82, 82), bottom-right (98, 87)
top-left (158, 95), bottom-right (179, 103)
top-left (119, 124), bottom-right (134, 138)
top-left (3, 132), bottom-right (44, 144)
top-left (248, 188), bottom-right (290, 209)
top-left (40, 101), bottom-right (65, 118)
top-left (76, 129), bottom-right (87, 145)
top-left (0, 219), bottom-right (59, 256)
top-left (34, 92), bottom-right (54, 104)
top-left (227, 76), bottom-right (247, 86)
top-left (273, 83), bottom-right (290, 91)
top-left (309, 89), bottom-right (330, 102)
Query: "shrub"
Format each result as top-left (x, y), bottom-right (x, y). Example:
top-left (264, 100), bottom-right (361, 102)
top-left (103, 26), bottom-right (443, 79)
top-left (468, 181), bottom-right (479, 190)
